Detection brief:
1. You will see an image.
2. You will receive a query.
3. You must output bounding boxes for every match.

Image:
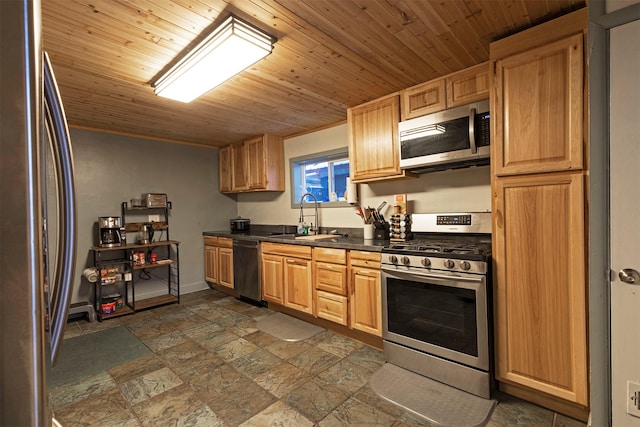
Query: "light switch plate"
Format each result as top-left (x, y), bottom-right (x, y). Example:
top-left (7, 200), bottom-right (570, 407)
top-left (627, 381), bottom-right (640, 417)
top-left (148, 214), bottom-right (161, 222)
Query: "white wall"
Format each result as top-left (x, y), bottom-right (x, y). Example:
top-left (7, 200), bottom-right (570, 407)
top-left (237, 123), bottom-right (491, 228)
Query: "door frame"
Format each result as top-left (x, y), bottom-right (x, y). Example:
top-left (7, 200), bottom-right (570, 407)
top-left (589, 2), bottom-right (640, 426)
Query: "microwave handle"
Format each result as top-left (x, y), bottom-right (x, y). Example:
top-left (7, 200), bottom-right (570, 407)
top-left (469, 108), bottom-right (477, 154)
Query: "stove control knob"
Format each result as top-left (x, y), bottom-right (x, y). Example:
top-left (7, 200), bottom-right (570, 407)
top-left (421, 258), bottom-right (431, 267)
top-left (389, 255), bottom-right (398, 264)
top-left (401, 256), bottom-right (411, 266)
top-left (460, 261), bottom-right (471, 271)
top-left (444, 259), bottom-right (455, 269)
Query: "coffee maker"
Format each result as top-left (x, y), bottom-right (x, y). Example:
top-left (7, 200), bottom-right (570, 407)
top-left (98, 216), bottom-right (124, 247)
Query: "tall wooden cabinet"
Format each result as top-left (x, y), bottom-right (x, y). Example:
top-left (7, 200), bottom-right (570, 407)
top-left (490, 8), bottom-right (589, 419)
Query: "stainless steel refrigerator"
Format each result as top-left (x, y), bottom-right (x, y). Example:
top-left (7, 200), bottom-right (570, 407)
top-left (1, 1), bottom-right (77, 425)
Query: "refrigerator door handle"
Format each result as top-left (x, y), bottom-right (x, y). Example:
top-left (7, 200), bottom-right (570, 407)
top-left (43, 52), bottom-right (77, 365)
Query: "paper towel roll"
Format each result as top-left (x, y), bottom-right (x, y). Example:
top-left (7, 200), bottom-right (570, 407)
top-left (83, 267), bottom-right (98, 283)
top-left (346, 177), bottom-right (358, 204)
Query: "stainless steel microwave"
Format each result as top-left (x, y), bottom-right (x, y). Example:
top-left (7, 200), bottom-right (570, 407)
top-left (398, 99), bottom-right (490, 173)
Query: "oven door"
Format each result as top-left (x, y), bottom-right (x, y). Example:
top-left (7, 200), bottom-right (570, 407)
top-left (381, 266), bottom-right (489, 371)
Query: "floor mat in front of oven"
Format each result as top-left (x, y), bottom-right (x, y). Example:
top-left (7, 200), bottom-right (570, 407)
top-left (369, 363), bottom-right (496, 426)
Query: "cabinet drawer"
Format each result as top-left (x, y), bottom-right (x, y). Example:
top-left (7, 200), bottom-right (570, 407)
top-left (218, 237), bottom-right (233, 248)
top-left (315, 262), bottom-right (347, 295)
top-left (314, 247), bottom-right (346, 264)
top-left (316, 291), bottom-right (348, 326)
top-left (204, 236), bottom-right (218, 246)
top-left (349, 251), bottom-right (381, 269)
top-left (262, 242), bottom-right (312, 259)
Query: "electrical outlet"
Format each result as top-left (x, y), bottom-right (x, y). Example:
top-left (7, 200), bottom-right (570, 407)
top-left (627, 381), bottom-right (640, 418)
top-left (148, 214), bottom-right (160, 222)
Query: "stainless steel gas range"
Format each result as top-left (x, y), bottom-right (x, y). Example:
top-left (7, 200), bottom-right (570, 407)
top-left (380, 212), bottom-right (493, 399)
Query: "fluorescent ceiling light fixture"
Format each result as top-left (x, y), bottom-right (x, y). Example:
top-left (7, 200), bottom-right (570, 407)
top-left (154, 15), bottom-right (275, 103)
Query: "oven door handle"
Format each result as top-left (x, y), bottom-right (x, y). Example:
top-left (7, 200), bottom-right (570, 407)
top-left (381, 266), bottom-right (485, 284)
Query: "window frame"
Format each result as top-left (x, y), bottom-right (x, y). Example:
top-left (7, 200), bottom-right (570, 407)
top-left (290, 148), bottom-right (351, 209)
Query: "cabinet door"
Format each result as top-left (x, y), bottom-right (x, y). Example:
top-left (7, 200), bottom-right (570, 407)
top-left (492, 172), bottom-right (587, 405)
top-left (283, 257), bottom-right (313, 314)
top-left (446, 62), bottom-right (489, 108)
top-left (204, 245), bottom-right (218, 284)
top-left (218, 247), bottom-right (234, 288)
top-left (493, 34), bottom-right (584, 176)
top-left (219, 146), bottom-right (232, 192)
top-left (348, 94), bottom-right (405, 182)
top-left (401, 78), bottom-right (446, 120)
top-left (246, 136), bottom-right (265, 190)
top-left (349, 266), bottom-right (382, 336)
top-left (231, 143), bottom-right (248, 191)
top-left (261, 254), bottom-right (284, 304)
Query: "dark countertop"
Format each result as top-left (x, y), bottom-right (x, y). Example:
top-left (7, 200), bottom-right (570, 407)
top-left (202, 227), bottom-right (387, 252)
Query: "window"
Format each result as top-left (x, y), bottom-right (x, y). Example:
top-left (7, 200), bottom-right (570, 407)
top-left (290, 149), bottom-right (350, 207)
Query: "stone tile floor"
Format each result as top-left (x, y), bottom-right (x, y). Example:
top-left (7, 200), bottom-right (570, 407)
top-left (51, 288), bottom-right (588, 426)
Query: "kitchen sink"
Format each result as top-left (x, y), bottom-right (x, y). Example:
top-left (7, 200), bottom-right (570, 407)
top-left (267, 233), bottom-right (341, 241)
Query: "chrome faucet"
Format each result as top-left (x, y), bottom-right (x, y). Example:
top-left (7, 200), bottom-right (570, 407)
top-left (299, 192), bottom-right (319, 235)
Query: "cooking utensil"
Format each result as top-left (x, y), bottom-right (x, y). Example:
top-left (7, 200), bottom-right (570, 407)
top-left (230, 216), bottom-right (251, 232)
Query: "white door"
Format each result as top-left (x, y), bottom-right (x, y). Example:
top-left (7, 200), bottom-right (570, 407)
top-left (610, 17), bottom-right (640, 427)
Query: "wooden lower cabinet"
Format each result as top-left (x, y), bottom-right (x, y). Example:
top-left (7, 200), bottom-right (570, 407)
top-left (349, 251), bottom-right (382, 336)
top-left (204, 236), bottom-right (232, 289)
top-left (314, 248), bottom-right (348, 326)
top-left (492, 171), bottom-right (588, 408)
top-left (316, 290), bottom-right (348, 326)
top-left (262, 253), bottom-right (284, 304)
top-left (284, 257), bottom-right (313, 314)
top-left (204, 237), bottom-right (218, 284)
top-left (217, 243), bottom-right (234, 289)
top-left (261, 243), bottom-right (313, 314)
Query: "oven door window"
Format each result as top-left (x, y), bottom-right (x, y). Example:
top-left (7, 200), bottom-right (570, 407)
top-left (386, 276), bottom-right (478, 357)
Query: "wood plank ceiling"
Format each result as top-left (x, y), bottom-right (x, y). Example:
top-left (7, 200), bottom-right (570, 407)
top-left (42, 0), bottom-right (586, 148)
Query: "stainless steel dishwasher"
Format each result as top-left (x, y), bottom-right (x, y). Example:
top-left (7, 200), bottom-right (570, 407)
top-left (232, 239), bottom-right (262, 303)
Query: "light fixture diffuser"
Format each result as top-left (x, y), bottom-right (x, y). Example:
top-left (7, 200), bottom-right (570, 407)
top-left (154, 15), bottom-right (274, 103)
top-left (421, 124), bottom-right (446, 136)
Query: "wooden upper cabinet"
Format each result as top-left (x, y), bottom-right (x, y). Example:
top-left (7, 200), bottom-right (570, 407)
top-left (219, 134), bottom-right (284, 193)
top-left (401, 78), bottom-right (446, 120)
top-left (400, 62), bottom-right (489, 121)
top-left (348, 93), bottom-right (413, 182)
top-left (246, 134), bottom-right (284, 191)
top-left (218, 146), bottom-right (232, 193)
top-left (231, 142), bottom-right (248, 191)
top-left (446, 62), bottom-right (490, 108)
top-left (492, 33), bottom-right (584, 176)
top-left (246, 136), bottom-right (265, 189)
